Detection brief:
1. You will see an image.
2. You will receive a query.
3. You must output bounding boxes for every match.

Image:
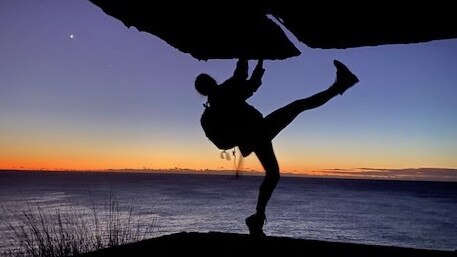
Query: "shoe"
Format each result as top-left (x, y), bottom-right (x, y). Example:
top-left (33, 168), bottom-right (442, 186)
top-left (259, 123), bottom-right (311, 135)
top-left (245, 213), bottom-right (266, 237)
top-left (333, 60), bottom-right (359, 95)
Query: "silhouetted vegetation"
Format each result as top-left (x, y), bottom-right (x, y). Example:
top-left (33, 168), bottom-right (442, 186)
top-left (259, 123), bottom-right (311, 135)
top-left (2, 193), bottom-right (156, 257)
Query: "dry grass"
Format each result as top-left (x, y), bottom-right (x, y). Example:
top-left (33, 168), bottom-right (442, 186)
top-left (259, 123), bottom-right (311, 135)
top-left (2, 192), bottom-right (156, 257)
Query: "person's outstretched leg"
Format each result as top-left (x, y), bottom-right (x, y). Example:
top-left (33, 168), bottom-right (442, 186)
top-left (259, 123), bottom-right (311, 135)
top-left (263, 60), bottom-right (359, 141)
top-left (246, 141), bottom-right (280, 237)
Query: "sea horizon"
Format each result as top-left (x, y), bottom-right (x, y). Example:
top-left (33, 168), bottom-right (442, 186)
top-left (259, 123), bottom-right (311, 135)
top-left (2, 168), bottom-right (457, 183)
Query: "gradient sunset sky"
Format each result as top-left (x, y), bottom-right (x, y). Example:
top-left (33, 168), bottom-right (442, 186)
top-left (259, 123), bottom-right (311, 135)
top-left (1, 1), bottom-right (456, 179)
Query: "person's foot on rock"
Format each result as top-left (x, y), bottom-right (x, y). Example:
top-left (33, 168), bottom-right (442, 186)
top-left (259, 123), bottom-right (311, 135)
top-left (245, 213), bottom-right (266, 238)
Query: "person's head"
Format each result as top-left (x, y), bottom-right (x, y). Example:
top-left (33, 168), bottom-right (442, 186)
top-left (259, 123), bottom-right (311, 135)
top-left (195, 73), bottom-right (216, 96)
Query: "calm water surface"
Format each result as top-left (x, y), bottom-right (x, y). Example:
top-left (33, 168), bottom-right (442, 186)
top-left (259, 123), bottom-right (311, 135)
top-left (0, 171), bottom-right (456, 252)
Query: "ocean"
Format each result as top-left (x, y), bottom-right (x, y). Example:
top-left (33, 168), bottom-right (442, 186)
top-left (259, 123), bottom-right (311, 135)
top-left (0, 171), bottom-right (456, 252)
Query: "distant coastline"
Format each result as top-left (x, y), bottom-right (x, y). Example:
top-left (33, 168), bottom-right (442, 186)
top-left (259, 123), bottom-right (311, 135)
top-left (1, 168), bottom-right (457, 183)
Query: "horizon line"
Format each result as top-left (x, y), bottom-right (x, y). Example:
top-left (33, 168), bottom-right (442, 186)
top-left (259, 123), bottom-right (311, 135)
top-left (1, 167), bottom-right (457, 183)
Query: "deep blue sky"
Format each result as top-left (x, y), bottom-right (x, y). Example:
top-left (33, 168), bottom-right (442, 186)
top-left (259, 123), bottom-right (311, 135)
top-left (1, 0), bottom-right (456, 177)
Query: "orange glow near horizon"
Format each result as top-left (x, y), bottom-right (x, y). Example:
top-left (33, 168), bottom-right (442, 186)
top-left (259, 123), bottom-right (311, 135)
top-left (2, 150), bottom-right (456, 174)
top-left (2, 151), bottom-right (457, 182)
top-left (1, 127), bottom-right (456, 181)
top-left (1, 132), bottom-right (456, 172)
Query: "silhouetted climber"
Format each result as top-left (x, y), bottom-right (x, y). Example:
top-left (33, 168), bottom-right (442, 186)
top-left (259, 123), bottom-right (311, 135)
top-left (195, 59), bottom-right (359, 237)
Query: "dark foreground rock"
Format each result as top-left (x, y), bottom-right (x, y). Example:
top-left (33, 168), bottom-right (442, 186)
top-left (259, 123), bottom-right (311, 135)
top-left (81, 232), bottom-right (456, 257)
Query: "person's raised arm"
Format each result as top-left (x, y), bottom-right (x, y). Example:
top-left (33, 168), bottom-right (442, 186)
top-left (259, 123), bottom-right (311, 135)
top-left (232, 58), bottom-right (249, 81)
top-left (248, 59), bottom-right (265, 93)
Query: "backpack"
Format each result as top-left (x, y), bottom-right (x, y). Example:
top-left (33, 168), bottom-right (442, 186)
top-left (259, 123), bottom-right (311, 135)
top-left (200, 103), bottom-right (263, 151)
